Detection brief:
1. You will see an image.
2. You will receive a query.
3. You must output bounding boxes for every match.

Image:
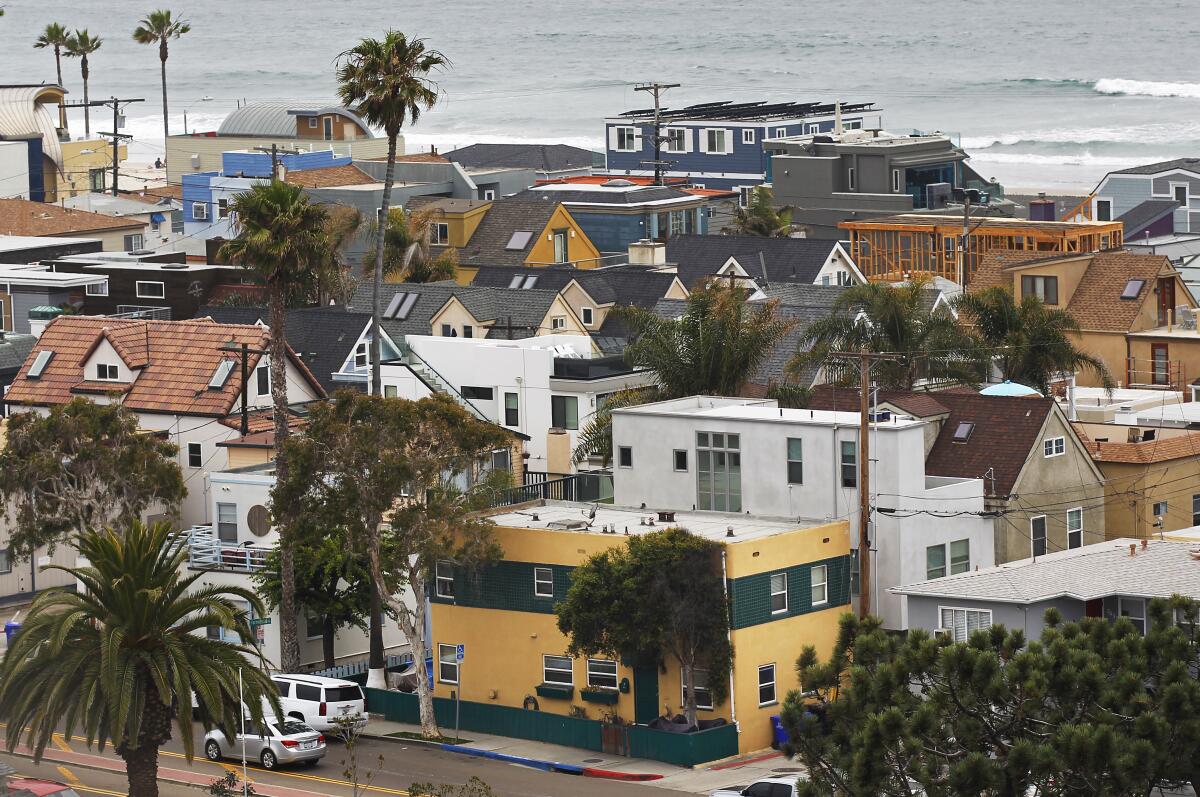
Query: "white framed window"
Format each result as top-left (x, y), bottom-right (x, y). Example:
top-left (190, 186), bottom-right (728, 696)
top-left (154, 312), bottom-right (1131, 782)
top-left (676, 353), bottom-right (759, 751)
top-left (95, 363), bottom-right (119, 381)
top-left (192, 201), bottom-right (208, 220)
top-left (847, 167), bottom-right (856, 191)
top-left (704, 128), bottom-right (730, 154)
top-left (438, 643), bottom-right (459, 684)
top-left (949, 539), bottom-right (970, 575)
top-left (1031, 515), bottom-right (1047, 557)
top-left (811, 564), bottom-right (828, 605)
top-left (891, 168), bottom-right (901, 193)
top-left (586, 659), bottom-right (618, 690)
top-left (136, 281), bottom-right (165, 299)
top-left (769, 572), bottom-right (788, 614)
top-left (758, 663), bottom-right (776, 706)
top-left (208, 599), bottom-right (249, 644)
top-left (86, 280), bottom-right (108, 296)
top-left (618, 446), bottom-right (632, 468)
top-left (665, 128), bottom-right (687, 153)
top-left (435, 560), bottom-right (455, 598)
top-left (1043, 436), bottom-right (1065, 457)
top-left (551, 316), bottom-right (565, 330)
top-left (216, 502), bottom-right (237, 543)
top-left (542, 654), bottom-right (573, 686)
top-left (1118, 597), bottom-right (1146, 635)
top-left (431, 222), bottom-right (449, 245)
top-left (741, 128), bottom-right (755, 145)
top-left (1095, 198), bottom-right (1112, 222)
top-left (1153, 500), bottom-right (1168, 518)
top-left (187, 441), bottom-right (202, 469)
top-left (533, 566), bottom-right (554, 598)
top-left (681, 668), bottom-right (713, 710)
top-left (840, 440), bottom-right (857, 487)
top-left (1067, 508), bottom-right (1083, 549)
top-left (482, 189), bottom-right (496, 201)
top-left (737, 186), bottom-right (752, 207)
top-left (846, 119), bottom-right (863, 130)
top-left (1171, 183), bottom-right (1189, 207)
top-left (256, 364), bottom-right (269, 395)
top-left (580, 307), bottom-right (593, 326)
top-left (614, 126), bottom-right (638, 152)
top-left (673, 449), bottom-right (688, 472)
top-left (939, 606), bottom-right (992, 642)
top-left (308, 117), bottom-right (318, 129)
top-left (786, 438), bottom-right (803, 484)
top-left (217, 198), bottom-right (230, 219)
top-left (123, 233), bottom-right (144, 251)
top-left (806, 123), bottom-right (820, 134)
top-left (775, 127), bottom-right (787, 138)
top-left (926, 543), bottom-right (946, 580)
top-left (551, 395), bottom-right (578, 430)
top-left (353, 342), bottom-right (368, 370)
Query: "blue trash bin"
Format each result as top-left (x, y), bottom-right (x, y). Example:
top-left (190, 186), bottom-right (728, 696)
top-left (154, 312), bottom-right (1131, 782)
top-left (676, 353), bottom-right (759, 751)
top-left (4, 619), bottom-right (20, 644)
top-left (770, 715), bottom-right (789, 749)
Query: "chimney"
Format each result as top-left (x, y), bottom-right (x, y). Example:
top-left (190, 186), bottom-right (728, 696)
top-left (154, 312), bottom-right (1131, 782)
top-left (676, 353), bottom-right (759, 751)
top-left (1129, 543), bottom-right (1137, 557)
top-left (628, 238), bottom-right (666, 266)
top-left (1028, 193), bottom-right (1056, 222)
top-left (1141, 538), bottom-right (1148, 550)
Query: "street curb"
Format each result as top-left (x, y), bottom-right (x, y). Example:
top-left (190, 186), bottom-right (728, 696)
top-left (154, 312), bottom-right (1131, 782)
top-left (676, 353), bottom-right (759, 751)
top-left (581, 767), bottom-right (665, 782)
top-left (6, 750), bottom-right (209, 793)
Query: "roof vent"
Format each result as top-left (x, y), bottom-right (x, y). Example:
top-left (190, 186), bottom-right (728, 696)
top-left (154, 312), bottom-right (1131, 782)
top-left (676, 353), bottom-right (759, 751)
top-left (602, 178), bottom-right (635, 187)
top-left (130, 249), bottom-right (155, 256)
top-left (161, 263), bottom-right (188, 269)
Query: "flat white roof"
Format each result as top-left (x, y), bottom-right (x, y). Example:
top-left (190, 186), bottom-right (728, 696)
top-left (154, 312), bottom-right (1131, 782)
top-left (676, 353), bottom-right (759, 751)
top-left (0, 234), bottom-right (101, 252)
top-left (616, 395), bottom-right (925, 429)
top-left (1134, 401), bottom-right (1200, 424)
top-left (0, 266), bottom-right (106, 287)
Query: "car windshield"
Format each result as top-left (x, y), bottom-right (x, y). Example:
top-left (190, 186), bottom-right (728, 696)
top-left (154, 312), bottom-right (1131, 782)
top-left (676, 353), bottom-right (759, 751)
top-left (274, 720), bottom-right (312, 736)
top-left (324, 686), bottom-right (362, 702)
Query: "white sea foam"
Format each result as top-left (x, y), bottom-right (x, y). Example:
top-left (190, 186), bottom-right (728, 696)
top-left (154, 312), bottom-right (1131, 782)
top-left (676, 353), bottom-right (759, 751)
top-left (1093, 78), bottom-right (1200, 99)
top-left (966, 151), bottom-right (1165, 168)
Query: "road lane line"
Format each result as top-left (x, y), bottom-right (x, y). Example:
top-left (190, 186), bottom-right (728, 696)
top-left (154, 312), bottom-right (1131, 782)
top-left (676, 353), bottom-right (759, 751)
top-left (51, 733), bottom-right (73, 752)
top-left (56, 765), bottom-right (82, 783)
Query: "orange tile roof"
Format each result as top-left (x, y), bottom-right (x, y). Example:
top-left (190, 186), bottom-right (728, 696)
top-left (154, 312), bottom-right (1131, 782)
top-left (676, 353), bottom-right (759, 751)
top-left (1072, 423), bottom-right (1200, 464)
top-left (0, 198), bottom-right (145, 236)
top-left (285, 164), bottom-right (378, 189)
top-left (4, 316), bottom-right (325, 416)
top-left (219, 408), bottom-right (308, 435)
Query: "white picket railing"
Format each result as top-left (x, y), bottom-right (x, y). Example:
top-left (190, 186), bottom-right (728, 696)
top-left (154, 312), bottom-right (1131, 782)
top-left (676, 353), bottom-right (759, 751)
top-left (173, 525), bottom-right (271, 573)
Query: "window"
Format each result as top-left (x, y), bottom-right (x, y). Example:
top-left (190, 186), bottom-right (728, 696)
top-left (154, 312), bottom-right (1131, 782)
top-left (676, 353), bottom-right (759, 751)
top-left (504, 392), bottom-right (519, 426)
top-left (208, 599), bottom-right (249, 644)
top-left (1067, 508), bottom-right (1083, 549)
top-left (505, 230), bottom-right (533, 250)
top-left (89, 167), bottom-right (106, 192)
top-left (255, 364), bottom-right (269, 395)
top-left (216, 502), bottom-right (237, 543)
top-left (1173, 184), bottom-right (1188, 206)
top-left (305, 615), bottom-right (324, 641)
top-left (217, 198), bottom-right (230, 219)
top-left (786, 438), bottom-right (803, 484)
top-left (681, 668), bottom-right (713, 710)
top-left (939, 607), bottom-right (992, 642)
top-left (741, 129), bottom-right (755, 145)
top-left (665, 128), bottom-right (686, 153)
top-left (171, 209), bottom-right (184, 233)
top-left (618, 446), bottom-right (633, 468)
top-left (306, 116), bottom-right (318, 129)
top-left (769, 573), bottom-right (788, 614)
top-left (738, 186), bottom-right (752, 207)
top-left (552, 229), bottom-right (569, 264)
top-left (86, 280), bottom-right (108, 297)
top-left (587, 659), bottom-right (618, 690)
top-left (384, 291), bottom-right (419, 320)
top-left (1043, 436), bottom-right (1065, 457)
top-left (1120, 278), bottom-right (1145, 300)
top-left (847, 167), bottom-right (856, 191)
top-left (551, 316), bottom-right (565, 330)
top-left (534, 567), bottom-right (554, 598)
top-left (696, 431), bottom-right (741, 512)
top-left (463, 325), bottom-right (473, 338)
top-left (758, 664), bottom-right (776, 706)
top-left (435, 560), bottom-right (455, 598)
top-left (295, 683), bottom-right (320, 702)
top-left (543, 655), bottom-right (573, 686)
top-left (188, 442), bottom-right (202, 469)
top-left (775, 127), bottom-right (787, 138)
top-left (95, 363), bottom-right (119, 381)
top-left (673, 449), bottom-right (688, 472)
top-left (926, 544), bottom-right (947, 579)
top-left (615, 126), bottom-right (637, 152)
top-left (890, 168), bottom-right (902, 193)
top-left (806, 123), bottom-right (820, 134)
top-left (482, 189), bottom-right (495, 201)
top-left (431, 222), bottom-right (449, 245)
top-left (271, 678), bottom-right (291, 697)
top-left (952, 421), bottom-right (974, 442)
top-left (384, 385), bottom-right (398, 397)
top-left (0, 548), bottom-right (10, 575)
top-left (192, 201), bottom-right (208, 220)
top-left (705, 129), bottom-right (728, 154)
top-left (1021, 274), bottom-right (1059, 305)
top-left (461, 386), bottom-right (494, 401)
top-left (1119, 597), bottom-right (1146, 635)
top-left (840, 440), bottom-right (857, 487)
top-left (1096, 199), bottom-right (1112, 221)
top-left (580, 307), bottom-right (593, 326)
top-left (440, 323), bottom-right (453, 336)
top-left (123, 233), bottom-right (143, 251)
top-left (1193, 493), bottom-right (1200, 526)
top-left (551, 395), bottom-right (578, 430)
top-left (811, 564), bottom-right (828, 605)
top-left (1031, 515), bottom-right (1047, 557)
top-left (209, 359), bottom-right (235, 389)
top-left (1153, 500), bottom-right (1168, 518)
top-left (949, 539), bottom-right (970, 574)
top-left (438, 644), bottom-right (459, 684)
top-left (135, 281), bottom-right (165, 299)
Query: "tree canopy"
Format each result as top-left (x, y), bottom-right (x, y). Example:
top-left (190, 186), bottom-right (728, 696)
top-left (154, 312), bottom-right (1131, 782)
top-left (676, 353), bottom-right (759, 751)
top-left (724, 186), bottom-right (794, 237)
top-left (381, 206), bottom-right (458, 283)
top-left (781, 603), bottom-right (1200, 797)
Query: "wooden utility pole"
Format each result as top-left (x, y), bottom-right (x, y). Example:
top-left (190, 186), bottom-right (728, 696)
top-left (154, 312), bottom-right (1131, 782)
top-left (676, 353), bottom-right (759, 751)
top-left (219, 339), bottom-right (268, 436)
top-left (66, 96), bottom-right (143, 196)
top-left (634, 82), bottom-right (679, 186)
top-left (252, 144), bottom-right (303, 181)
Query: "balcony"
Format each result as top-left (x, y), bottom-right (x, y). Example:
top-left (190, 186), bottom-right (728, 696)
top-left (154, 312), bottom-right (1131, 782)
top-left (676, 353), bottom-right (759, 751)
top-left (172, 525), bottom-right (271, 573)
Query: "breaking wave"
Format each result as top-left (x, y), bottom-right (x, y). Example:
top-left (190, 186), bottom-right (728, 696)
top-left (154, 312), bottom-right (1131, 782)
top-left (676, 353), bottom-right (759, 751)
top-left (1093, 78), bottom-right (1200, 98)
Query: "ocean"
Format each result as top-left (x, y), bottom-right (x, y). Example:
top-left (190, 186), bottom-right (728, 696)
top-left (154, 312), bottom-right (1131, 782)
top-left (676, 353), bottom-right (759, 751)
top-left (4, 0), bottom-right (1199, 193)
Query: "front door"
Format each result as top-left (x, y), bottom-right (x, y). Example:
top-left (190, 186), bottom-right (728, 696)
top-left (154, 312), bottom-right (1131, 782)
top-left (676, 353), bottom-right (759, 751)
top-left (1151, 343), bottom-right (1170, 386)
top-left (1157, 277), bottom-right (1176, 326)
top-left (323, 117), bottom-right (334, 141)
top-left (632, 664), bottom-right (659, 725)
top-left (552, 229), bottom-right (568, 263)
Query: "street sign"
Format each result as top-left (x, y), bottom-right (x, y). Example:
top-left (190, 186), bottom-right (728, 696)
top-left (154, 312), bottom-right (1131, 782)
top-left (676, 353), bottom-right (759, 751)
top-left (249, 617), bottom-right (272, 627)
top-left (456, 644), bottom-right (465, 661)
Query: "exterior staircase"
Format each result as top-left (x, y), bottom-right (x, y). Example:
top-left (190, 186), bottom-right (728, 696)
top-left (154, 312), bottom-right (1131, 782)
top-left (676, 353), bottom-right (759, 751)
top-left (402, 344), bottom-right (490, 423)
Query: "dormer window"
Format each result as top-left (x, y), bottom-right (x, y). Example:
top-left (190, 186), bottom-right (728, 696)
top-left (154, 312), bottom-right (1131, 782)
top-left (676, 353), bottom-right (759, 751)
top-left (95, 363), bottom-right (119, 381)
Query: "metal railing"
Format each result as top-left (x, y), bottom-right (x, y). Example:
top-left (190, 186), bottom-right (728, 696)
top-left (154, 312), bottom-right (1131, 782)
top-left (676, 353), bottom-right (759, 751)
top-left (174, 524), bottom-right (272, 573)
top-left (401, 344), bottom-right (490, 423)
top-left (112, 305), bottom-right (172, 320)
top-left (492, 471), bottom-right (613, 507)
top-left (309, 652), bottom-right (414, 680)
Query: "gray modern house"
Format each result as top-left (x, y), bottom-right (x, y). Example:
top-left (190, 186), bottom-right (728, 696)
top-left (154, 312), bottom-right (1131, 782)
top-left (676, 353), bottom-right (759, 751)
top-left (1091, 157), bottom-right (1200, 236)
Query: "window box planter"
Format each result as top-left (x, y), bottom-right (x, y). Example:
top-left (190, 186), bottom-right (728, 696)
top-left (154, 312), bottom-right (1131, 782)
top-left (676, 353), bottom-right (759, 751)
top-left (535, 683), bottom-right (574, 700)
top-left (580, 688), bottom-right (619, 705)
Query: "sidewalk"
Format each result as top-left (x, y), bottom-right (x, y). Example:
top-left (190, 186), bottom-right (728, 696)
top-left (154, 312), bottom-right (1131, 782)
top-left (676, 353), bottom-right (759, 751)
top-left (362, 718), bottom-right (799, 794)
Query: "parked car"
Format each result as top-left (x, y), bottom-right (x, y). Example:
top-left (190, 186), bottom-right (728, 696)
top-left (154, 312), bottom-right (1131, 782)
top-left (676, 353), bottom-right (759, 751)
top-left (6, 778), bottom-right (82, 797)
top-left (203, 716), bottom-right (325, 770)
top-left (711, 778), bottom-right (801, 797)
top-left (270, 673), bottom-right (366, 732)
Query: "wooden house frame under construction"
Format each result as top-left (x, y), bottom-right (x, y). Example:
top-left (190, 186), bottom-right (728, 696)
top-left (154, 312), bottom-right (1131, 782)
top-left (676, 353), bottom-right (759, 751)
top-left (840, 214), bottom-right (1124, 285)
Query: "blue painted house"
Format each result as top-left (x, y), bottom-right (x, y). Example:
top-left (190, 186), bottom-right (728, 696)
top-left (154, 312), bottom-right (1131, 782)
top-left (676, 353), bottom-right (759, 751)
top-left (604, 100), bottom-right (880, 198)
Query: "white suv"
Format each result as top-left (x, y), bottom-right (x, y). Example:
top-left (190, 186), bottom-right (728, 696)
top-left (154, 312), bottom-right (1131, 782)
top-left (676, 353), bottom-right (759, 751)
top-left (270, 674), bottom-right (366, 732)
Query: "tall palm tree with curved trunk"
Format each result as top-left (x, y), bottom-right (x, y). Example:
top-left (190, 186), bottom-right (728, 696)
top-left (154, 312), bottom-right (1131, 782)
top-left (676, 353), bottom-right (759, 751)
top-left (0, 521), bottom-right (278, 797)
top-left (955, 285), bottom-right (1114, 393)
top-left (64, 30), bottom-right (102, 137)
top-left (133, 9), bottom-right (191, 149)
top-left (220, 181), bottom-right (331, 673)
top-left (790, 278), bottom-right (985, 390)
top-left (34, 23), bottom-right (70, 128)
top-left (337, 32), bottom-right (448, 396)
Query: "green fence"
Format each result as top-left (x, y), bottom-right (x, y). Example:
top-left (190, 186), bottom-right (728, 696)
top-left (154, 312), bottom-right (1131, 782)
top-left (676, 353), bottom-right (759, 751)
top-left (364, 687), bottom-right (739, 766)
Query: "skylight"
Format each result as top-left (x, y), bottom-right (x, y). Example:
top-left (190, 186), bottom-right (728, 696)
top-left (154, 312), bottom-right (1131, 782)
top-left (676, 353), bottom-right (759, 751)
top-left (507, 274), bottom-right (524, 289)
top-left (1120, 279), bottom-right (1145, 300)
top-left (952, 421), bottom-right (974, 443)
top-left (26, 350), bottom-right (53, 379)
top-left (505, 231), bottom-right (533, 250)
top-left (385, 292), bottom-right (419, 321)
top-left (208, 359), bottom-right (236, 390)
top-left (522, 275), bottom-right (538, 289)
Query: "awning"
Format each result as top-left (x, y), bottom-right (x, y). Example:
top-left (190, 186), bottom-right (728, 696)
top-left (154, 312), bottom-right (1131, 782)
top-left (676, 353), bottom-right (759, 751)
top-left (150, 212), bottom-right (166, 223)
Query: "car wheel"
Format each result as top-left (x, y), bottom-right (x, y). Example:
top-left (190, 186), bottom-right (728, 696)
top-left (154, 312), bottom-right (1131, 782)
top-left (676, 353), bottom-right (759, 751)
top-left (260, 750), bottom-right (277, 770)
top-left (205, 741), bottom-right (222, 761)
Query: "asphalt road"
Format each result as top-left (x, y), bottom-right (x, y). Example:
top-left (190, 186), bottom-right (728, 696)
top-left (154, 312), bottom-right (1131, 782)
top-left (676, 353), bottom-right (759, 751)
top-left (0, 726), bottom-right (697, 797)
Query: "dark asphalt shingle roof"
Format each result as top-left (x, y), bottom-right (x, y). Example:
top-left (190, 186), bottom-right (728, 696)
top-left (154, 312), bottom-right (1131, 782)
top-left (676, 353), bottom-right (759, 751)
top-left (1112, 158), bottom-right (1200, 175)
top-left (666, 234), bottom-right (842, 289)
top-left (453, 197), bottom-right (561, 267)
top-left (443, 143), bottom-right (602, 173)
top-left (0, 333), bottom-right (36, 374)
top-left (1116, 199), bottom-right (1179, 238)
top-left (349, 282), bottom-right (560, 340)
top-left (470, 264), bottom-right (681, 310)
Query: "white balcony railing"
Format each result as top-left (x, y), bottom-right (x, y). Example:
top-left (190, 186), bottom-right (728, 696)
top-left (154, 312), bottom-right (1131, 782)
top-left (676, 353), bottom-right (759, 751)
top-left (173, 525), bottom-right (271, 573)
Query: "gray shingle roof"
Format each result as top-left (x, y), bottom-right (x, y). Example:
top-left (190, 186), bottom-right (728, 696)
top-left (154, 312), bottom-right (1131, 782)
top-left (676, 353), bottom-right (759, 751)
top-left (453, 197), bottom-right (561, 267)
top-left (1112, 158), bottom-right (1200, 176)
top-left (1116, 199), bottom-right (1180, 237)
top-left (470, 264), bottom-right (680, 310)
top-left (0, 332), bottom-right (36, 374)
top-left (891, 539), bottom-right (1200, 603)
top-left (349, 282), bottom-right (559, 340)
top-left (666, 235), bottom-right (842, 289)
top-left (443, 143), bottom-right (602, 172)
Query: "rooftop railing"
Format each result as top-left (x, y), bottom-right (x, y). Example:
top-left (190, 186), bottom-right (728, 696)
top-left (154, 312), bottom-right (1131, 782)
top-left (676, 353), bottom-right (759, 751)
top-left (172, 524), bottom-right (272, 573)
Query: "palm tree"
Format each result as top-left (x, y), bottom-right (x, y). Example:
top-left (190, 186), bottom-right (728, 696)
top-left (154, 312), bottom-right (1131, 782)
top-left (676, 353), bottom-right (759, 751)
top-left (382, 206), bottom-right (457, 283)
top-left (790, 278), bottom-right (985, 390)
top-left (724, 185), bottom-right (794, 237)
top-left (64, 30), bottom-right (102, 137)
top-left (0, 521), bottom-right (278, 797)
top-left (336, 32), bottom-right (448, 396)
top-left (955, 286), bottom-right (1114, 393)
top-left (132, 9), bottom-right (191, 149)
top-left (219, 181), bottom-right (331, 674)
top-left (34, 24), bottom-right (70, 130)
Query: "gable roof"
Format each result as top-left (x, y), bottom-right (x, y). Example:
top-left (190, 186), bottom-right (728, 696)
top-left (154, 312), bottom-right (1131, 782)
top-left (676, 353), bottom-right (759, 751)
top-left (1116, 198), bottom-right (1179, 238)
top-left (470, 264), bottom-right (682, 309)
top-left (666, 235), bottom-right (844, 289)
top-left (284, 163), bottom-right (377, 189)
top-left (1112, 158), bottom-right (1200, 176)
top-left (0, 199), bottom-right (145, 236)
top-left (350, 281), bottom-right (562, 340)
top-left (4, 316), bottom-right (324, 415)
top-left (1072, 423), bottom-right (1200, 464)
top-left (444, 143), bottom-right (601, 173)
top-left (970, 251), bottom-right (1176, 332)
top-left (453, 196), bottom-right (561, 267)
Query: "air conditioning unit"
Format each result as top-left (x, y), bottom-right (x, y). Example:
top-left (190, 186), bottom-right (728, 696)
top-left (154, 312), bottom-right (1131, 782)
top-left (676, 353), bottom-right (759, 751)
top-left (190, 153), bottom-right (200, 169)
top-left (934, 628), bottom-right (953, 641)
